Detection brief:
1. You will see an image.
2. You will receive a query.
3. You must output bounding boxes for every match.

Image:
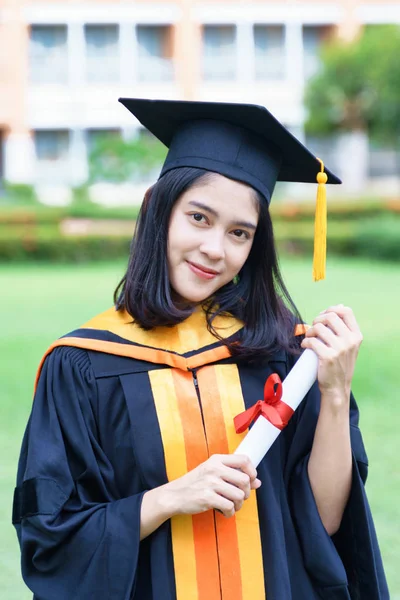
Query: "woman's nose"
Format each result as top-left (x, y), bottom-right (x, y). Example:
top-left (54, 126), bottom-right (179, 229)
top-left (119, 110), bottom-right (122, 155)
top-left (199, 231), bottom-right (225, 260)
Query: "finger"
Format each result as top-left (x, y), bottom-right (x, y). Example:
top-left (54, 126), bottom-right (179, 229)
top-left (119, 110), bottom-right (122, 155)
top-left (306, 322), bottom-right (343, 349)
top-left (215, 482), bottom-right (245, 512)
top-left (220, 471), bottom-right (261, 494)
top-left (312, 312), bottom-right (350, 337)
top-left (221, 454), bottom-right (257, 481)
top-left (320, 305), bottom-right (361, 334)
top-left (251, 478), bottom-right (262, 490)
top-left (213, 495), bottom-right (235, 518)
top-left (216, 481), bottom-right (246, 503)
top-left (220, 465), bottom-right (251, 492)
top-left (301, 336), bottom-right (336, 359)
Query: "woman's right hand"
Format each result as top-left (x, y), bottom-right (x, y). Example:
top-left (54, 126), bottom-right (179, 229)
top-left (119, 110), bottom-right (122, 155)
top-left (160, 454), bottom-right (261, 519)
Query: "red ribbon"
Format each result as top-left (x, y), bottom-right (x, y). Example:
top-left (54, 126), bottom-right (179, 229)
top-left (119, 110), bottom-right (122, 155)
top-left (234, 373), bottom-right (294, 434)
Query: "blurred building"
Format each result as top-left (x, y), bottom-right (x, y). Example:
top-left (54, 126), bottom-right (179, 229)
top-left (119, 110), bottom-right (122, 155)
top-left (0, 0), bottom-right (400, 193)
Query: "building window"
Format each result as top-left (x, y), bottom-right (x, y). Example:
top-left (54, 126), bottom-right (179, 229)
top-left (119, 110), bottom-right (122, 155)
top-left (85, 25), bottom-right (119, 83)
top-left (303, 25), bottom-right (332, 80)
top-left (34, 130), bottom-right (69, 162)
top-left (254, 25), bottom-right (285, 80)
top-left (368, 139), bottom-right (399, 178)
top-left (203, 25), bottom-right (236, 81)
top-left (29, 25), bottom-right (68, 84)
top-left (136, 25), bottom-right (174, 82)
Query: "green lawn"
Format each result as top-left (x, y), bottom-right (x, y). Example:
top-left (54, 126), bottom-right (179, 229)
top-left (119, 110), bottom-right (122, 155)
top-left (1, 257), bottom-right (399, 599)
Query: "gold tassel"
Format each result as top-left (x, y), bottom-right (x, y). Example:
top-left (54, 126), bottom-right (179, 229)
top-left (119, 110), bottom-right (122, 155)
top-left (313, 159), bottom-right (328, 281)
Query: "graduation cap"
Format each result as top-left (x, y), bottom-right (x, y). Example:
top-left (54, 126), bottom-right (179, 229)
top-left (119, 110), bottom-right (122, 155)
top-left (119, 97), bottom-right (342, 281)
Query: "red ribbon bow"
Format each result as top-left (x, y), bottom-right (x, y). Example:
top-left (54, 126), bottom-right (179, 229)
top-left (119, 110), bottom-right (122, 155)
top-left (234, 373), bottom-right (294, 434)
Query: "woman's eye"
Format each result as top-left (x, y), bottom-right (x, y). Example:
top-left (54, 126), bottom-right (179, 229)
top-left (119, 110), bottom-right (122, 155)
top-left (232, 229), bottom-right (250, 240)
top-left (191, 213), bottom-right (206, 223)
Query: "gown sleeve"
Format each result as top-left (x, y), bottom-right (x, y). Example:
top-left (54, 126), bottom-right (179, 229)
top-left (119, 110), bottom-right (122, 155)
top-left (284, 365), bottom-right (389, 599)
top-left (12, 346), bottom-right (146, 600)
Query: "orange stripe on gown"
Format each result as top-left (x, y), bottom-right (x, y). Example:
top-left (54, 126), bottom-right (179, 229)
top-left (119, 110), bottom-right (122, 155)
top-left (150, 365), bottom-right (265, 599)
top-left (171, 370), bottom-right (221, 599)
top-left (198, 365), bottom-right (266, 600)
top-left (150, 369), bottom-right (220, 600)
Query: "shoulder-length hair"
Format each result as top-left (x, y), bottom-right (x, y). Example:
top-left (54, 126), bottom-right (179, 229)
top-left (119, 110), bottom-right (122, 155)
top-left (114, 167), bottom-right (303, 359)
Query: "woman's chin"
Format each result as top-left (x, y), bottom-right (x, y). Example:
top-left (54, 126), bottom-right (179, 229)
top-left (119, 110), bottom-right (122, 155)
top-left (171, 285), bottom-right (218, 306)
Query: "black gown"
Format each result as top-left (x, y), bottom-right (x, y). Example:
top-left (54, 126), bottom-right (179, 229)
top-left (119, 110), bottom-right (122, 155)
top-left (12, 307), bottom-right (389, 600)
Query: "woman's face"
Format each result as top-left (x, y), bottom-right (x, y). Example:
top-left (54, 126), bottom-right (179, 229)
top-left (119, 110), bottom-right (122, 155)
top-left (167, 173), bottom-right (259, 304)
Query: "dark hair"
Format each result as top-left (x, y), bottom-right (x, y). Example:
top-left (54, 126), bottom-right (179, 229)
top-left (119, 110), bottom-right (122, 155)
top-left (114, 167), bottom-right (303, 359)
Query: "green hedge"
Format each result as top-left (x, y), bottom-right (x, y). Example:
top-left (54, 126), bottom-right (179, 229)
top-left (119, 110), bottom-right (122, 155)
top-left (271, 199), bottom-right (400, 221)
top-left (1, 199), bottom-right (399, 262)
top-left (0, 232), bottom-right (132, 262)
top-left (0, 203), bottom-right (140, 224)
top-left (275, 217), bottom-right (400, 261)
top-left (1, 216), bottom-right (399, 262)
top-left (1, 197), bottom-right (399, 226)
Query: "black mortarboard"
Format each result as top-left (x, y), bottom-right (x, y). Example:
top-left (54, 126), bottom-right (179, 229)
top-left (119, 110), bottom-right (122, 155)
top-left (118, 98), bottom-right (340, 204)
top-left (119, 97), bottom-right (341, 280)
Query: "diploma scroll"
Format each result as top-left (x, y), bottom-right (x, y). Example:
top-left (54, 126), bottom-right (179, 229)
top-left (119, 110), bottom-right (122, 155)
top-left (234, 349), bottom-right (319, 467)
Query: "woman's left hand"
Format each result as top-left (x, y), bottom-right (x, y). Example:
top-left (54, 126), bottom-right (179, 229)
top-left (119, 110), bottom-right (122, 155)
top-left (300, 304), bottom-right (363, 406)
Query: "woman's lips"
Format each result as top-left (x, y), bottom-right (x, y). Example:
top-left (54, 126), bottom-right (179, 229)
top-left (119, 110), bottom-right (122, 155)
top-left (186, 261), bottom-right (219, 280)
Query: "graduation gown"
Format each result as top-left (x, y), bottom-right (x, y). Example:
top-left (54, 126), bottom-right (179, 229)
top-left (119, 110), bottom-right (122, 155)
top-left (13, 307), bottom-right (389, 600)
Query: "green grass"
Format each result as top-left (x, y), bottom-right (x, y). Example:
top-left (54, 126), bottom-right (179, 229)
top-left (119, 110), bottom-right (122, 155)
top-left (1, 257), bottom-right (399, 598)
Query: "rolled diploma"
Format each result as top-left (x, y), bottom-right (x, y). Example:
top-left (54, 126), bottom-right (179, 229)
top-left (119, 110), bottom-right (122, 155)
top-left (234, 349), bottom-right (319, 467)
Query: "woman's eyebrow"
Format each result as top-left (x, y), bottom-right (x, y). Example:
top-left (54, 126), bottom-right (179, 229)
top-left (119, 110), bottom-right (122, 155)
top-left (188, 200), bottom-right (257, 230)
top-left (188, 200), bottom-right (218, 216)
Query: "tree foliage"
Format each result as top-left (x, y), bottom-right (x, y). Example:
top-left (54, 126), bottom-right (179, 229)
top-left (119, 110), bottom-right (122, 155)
top-left (88, 132), bottom-right (167, 184)
top-left (304, 25), bottom-right (400, 145)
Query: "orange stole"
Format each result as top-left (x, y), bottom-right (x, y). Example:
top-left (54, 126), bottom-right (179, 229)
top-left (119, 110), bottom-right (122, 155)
top-left (149, 365), bottom-right (265, 600)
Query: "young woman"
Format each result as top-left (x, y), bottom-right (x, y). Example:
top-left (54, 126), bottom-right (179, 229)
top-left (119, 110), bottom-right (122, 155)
top-left (13, 99), bottom-right (388, 599)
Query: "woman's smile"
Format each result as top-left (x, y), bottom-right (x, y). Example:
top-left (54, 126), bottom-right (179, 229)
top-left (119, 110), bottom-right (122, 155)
top-left (186, 260), bottom-right (220, 280)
